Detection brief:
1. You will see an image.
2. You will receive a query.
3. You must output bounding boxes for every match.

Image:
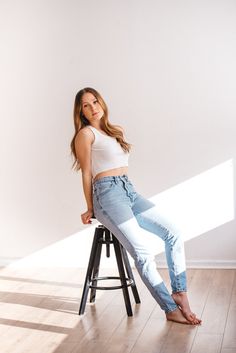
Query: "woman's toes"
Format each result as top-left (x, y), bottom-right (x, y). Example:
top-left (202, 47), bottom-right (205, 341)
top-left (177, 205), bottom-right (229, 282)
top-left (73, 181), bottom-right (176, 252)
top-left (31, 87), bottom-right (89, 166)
top-left (166, 308), bottom-right (192, 325)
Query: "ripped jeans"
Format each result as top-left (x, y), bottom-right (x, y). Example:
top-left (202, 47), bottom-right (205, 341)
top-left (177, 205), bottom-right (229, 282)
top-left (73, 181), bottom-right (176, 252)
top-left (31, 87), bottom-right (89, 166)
top-left (92, 174), bottom-right (187, 313)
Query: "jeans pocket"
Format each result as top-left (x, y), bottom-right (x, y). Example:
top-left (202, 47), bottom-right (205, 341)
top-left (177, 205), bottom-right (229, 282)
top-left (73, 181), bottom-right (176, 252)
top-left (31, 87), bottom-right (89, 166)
top-left (95, 181), bottom-right (115, 197)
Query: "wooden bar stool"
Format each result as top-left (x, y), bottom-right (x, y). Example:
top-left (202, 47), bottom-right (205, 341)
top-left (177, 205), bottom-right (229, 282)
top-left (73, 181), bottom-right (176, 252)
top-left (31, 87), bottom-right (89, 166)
top-left (79, 223), bottom-right (141, 316)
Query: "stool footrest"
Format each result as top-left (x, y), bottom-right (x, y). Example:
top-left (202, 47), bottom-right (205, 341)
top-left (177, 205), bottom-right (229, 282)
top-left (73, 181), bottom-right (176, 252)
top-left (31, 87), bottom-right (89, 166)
top-left (79, 225), bottom-right (141, 317)
top-left (90, 276), bottom-right (133, 290)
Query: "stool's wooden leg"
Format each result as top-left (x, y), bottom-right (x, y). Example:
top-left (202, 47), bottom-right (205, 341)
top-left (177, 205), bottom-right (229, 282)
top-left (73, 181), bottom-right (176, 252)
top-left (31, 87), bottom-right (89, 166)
top-left (79, 227), bottom-right (99, 315)
top-left (121, 246), bottom-right (141, 304)
top-left (89, 229), bottom-right (103, 303)
top-left (113, 235), bottom-right (133, 317)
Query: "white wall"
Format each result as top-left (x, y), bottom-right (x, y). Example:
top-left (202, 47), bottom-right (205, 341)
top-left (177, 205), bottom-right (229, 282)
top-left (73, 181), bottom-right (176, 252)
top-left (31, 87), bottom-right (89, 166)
top-left (0, 0), bottom-right (235, 267)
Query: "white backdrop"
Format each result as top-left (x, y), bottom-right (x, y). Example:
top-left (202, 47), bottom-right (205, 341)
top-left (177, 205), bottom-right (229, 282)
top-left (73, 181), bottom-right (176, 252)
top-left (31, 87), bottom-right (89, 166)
top-left (0, 0), bottom-right (235, 268)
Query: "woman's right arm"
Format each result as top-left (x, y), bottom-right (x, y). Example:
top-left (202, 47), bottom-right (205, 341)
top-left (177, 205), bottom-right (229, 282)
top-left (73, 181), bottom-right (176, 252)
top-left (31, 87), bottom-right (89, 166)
top-left (74, 128), bottom-right (94, 224)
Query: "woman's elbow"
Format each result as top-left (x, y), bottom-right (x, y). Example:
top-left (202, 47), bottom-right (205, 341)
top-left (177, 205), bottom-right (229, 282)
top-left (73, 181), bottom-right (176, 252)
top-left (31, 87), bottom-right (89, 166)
top-left (81, 169), bottom-right (92, 179)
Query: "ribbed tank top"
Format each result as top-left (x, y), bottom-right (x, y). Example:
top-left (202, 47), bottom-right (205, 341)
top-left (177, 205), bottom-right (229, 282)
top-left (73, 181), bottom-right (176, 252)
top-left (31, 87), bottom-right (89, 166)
top-left (87, 125), bottom-right (129, 178)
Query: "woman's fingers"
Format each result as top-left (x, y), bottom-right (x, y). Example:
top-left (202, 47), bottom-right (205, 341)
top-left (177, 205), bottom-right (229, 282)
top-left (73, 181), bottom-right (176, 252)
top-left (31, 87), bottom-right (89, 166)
top-left (81, 211), bottom-right (93, 224)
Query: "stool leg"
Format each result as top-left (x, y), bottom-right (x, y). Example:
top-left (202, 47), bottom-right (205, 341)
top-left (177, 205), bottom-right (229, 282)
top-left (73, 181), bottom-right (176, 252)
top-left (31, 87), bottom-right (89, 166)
top-left (113, 235), bottom-right (133, 317)
top-left (105, 228), bottom-right (111, 257)
top-left (89, 231), bottom-right (103, 303)
top-left (121, 246), bottom-right (141, 304)
top-left (79, 227), bottom-right (100, 315)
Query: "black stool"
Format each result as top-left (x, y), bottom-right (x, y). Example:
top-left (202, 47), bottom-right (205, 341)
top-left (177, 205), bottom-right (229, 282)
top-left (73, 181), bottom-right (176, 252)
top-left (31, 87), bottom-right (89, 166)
top-left (79, 223), bottom-right (141, 316)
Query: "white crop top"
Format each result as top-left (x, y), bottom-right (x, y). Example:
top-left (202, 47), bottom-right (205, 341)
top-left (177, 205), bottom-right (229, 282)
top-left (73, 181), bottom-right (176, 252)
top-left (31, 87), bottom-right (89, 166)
top-left (87, 125), bottom-right (129, 178)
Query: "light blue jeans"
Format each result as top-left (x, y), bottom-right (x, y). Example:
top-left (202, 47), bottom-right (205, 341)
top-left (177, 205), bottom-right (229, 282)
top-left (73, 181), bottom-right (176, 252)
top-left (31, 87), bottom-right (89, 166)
top-left (92, 174), bottom-right (187, 313)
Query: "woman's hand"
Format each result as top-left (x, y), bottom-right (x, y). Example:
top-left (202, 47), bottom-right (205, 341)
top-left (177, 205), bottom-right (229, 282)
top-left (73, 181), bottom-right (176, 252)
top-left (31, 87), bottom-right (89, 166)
top-left (81, 209), bottom-right (94, 224)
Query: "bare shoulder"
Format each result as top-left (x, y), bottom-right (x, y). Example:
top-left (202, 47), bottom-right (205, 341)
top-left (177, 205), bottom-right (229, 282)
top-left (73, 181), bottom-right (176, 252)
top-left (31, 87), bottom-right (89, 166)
top-left (75, 127), bottom-right (94, 145)
top-left (74, 127), bottom-right (94, 161)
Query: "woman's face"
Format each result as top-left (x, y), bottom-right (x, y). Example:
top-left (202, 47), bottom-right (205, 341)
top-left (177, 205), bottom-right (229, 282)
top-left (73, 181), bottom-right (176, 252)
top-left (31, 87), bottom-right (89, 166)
top-left (81, 92), bottom-right (104, 124)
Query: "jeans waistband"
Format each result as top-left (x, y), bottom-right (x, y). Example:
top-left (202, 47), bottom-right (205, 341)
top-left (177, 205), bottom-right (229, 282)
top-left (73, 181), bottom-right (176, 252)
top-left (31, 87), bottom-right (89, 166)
top-left (93, 174), bottom-right (129, 186)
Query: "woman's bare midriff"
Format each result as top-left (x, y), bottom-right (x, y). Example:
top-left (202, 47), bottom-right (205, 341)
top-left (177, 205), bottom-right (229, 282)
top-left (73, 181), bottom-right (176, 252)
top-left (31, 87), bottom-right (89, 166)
top-left (93, 166), bottom-right (128, 182)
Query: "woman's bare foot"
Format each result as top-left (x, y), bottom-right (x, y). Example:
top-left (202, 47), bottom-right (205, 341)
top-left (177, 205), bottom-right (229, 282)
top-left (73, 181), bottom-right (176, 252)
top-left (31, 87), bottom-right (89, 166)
top-left (171, 292), bottom-right (202, 325)
top-left (166, 307), bottom-right (192, 324)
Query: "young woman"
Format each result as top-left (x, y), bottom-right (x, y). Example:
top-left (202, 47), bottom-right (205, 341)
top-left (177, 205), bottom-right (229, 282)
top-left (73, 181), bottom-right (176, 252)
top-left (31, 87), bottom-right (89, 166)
top-left (70, 87), bottom-right (201, 325)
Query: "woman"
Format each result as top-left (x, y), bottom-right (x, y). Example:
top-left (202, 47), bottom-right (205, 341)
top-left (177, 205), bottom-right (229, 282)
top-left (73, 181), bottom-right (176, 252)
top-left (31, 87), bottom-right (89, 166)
top-left (70, 87), bottom-right (201, 325)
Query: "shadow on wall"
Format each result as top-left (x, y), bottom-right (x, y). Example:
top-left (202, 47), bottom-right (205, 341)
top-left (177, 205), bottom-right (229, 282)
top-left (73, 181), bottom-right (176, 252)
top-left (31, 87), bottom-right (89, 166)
top-left (7, 159), bottom-right (234, 269)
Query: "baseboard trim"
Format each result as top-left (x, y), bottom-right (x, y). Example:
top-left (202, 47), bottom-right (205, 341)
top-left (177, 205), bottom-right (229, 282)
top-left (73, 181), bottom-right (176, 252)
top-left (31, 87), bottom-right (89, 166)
top-left (156, 260), bottom-right (236, 269)
top-left (0, 257), bottom-right (235, 269)
top-left (0, 257), bottom-right (22, 267)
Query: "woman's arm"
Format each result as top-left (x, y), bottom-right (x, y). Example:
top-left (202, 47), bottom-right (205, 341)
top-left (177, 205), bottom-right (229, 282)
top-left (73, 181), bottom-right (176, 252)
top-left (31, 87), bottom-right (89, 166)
top-left (81, 172), bottom-right (93, 212)
top-left (74, 128), bottom-right (94, 224)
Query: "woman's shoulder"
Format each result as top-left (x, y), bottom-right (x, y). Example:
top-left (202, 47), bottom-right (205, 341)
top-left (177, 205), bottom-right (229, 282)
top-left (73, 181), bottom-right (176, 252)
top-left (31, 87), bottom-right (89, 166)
top-left (77, 126), bottom-right (94, 136)
top-left (75, 127), bottom-right (95, 144)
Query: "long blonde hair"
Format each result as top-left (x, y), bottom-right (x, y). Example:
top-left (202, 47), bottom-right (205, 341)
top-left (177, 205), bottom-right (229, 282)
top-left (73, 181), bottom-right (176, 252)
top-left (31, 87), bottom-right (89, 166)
top-left (70, 87), bottom-right (132, 172)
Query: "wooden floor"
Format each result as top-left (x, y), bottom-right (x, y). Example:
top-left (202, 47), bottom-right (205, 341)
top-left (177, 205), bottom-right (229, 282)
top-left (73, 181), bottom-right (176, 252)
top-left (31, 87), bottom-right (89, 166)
top-left (0, 266), bottom-right (235, 353)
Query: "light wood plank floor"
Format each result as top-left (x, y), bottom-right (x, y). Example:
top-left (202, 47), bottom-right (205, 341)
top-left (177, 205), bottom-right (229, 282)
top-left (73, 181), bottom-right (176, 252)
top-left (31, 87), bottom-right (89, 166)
top-left (0, 266), bottom-right (235, 353)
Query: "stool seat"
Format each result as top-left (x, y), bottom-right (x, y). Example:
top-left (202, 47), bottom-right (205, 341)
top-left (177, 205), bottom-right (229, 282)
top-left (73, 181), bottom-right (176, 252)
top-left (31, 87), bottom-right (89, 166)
top-left (79, 222), bottom-right (141, 316)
